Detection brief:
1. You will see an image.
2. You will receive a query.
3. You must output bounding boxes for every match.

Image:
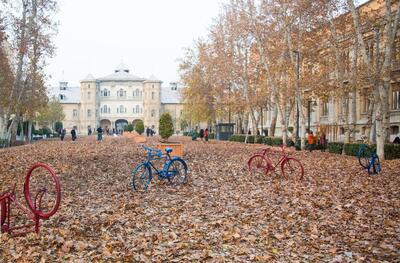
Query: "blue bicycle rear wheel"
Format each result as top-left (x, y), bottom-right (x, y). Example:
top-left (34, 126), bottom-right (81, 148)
top-left (166, 158), bottom-right (188, 185)
top-left (131, 164), bottom-right (152, 192)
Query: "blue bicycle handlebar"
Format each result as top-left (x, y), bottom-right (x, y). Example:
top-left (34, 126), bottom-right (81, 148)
top-left (141, 145), bottom-right (162, 157)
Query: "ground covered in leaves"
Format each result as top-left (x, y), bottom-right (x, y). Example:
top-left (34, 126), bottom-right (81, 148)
top-left (0, 136), bottom-right (399, 262)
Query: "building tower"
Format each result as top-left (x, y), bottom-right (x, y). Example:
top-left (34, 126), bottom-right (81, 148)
top-left (79, 74), bottom-right (97, 133)
top-left (143, 75), bottom-right (162, 132)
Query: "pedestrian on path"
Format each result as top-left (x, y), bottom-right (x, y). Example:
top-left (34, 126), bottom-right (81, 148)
top-left (199, 129), bottom-right (204, 143)
top-left (71, 128), bottom-right (77, 141)
top-left (97, 127), bottom-right (103, 142)
top-left (319, 132), bottom-right (327, 152)
top-left (60, 129), bottom-right (66, 141)
top-left (307, 131), bottom-right (315, 152)
top-left (204, 128), bottom-right (209, 142)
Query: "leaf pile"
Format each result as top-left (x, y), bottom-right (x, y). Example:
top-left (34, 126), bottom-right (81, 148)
top-left (0, 136), bottom-right (399, 262)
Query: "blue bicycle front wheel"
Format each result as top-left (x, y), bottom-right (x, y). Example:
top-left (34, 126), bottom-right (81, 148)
top-left (372, 155), bottom-right (381, 175)
top-left (166, 158), bottom-right (188, 185)
top-left (131, 164), bottom-right (152, 192)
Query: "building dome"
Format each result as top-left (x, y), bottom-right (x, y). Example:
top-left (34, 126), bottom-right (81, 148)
top-left (115, 62), bottom-right (129, 73)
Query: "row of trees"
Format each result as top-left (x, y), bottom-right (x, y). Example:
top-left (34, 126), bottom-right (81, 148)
top-left (180, 0), bottom-right (400, 159)
top-left (0, 0), bottom-right (59, 145)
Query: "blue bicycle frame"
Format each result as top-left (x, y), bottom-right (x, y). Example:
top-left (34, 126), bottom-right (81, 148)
top-left (131, 145), bottom-right (188, 192)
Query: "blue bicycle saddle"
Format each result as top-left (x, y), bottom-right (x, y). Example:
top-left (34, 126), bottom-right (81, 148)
top-left (165, 148), bottom-right (173, 153)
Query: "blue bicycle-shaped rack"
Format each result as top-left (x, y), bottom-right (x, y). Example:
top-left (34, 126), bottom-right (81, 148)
top-left (357, 144), bottom-right (381, 175)
top-left (131, 145), bottom-right (188, 192)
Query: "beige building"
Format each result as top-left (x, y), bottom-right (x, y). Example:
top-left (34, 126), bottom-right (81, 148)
top-left (51, 63), bottom-right (183, 134)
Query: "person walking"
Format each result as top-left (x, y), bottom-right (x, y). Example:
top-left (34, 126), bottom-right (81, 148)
top-left (96, 127), bottom-right (103, 142)
top-left (319, 131), bottom-right (327, 152)
top-left (307, 131), bottom-right (315, 152)
top-left (204, 128), bottom-right (209, 142)
top-left (146, 127), bottom-right (150, 137)
top-left (60, 128), bottom-right (66, 141)
top-left (71, 128), bottom-right (77, 141)
top-left (199, 129), bottom-right (204, 143)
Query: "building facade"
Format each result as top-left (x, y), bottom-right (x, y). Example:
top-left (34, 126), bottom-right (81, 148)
top-left (52, 63), bottom-right (183, 134)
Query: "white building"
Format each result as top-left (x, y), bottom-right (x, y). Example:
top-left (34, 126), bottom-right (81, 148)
top-left (51, 63), bottom-right (184, 134)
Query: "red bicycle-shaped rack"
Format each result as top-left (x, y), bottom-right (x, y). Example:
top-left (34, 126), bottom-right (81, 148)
top-left (248, 146), bottom-right (304, 180)
top-left (0, 163), bottom-right (61, 236)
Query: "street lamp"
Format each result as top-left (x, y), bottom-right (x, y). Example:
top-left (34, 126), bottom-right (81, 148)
top-left (307, 100), bottom-right (317, 133)
top-left (292, 50), bottom-right (300, 138)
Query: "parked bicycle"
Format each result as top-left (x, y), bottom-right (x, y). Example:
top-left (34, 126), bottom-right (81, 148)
top-left (357, 144), bottom-right (381, 175)
top-left (0, 163), bottom-right (61, 236)
top-left (248, 145), bottom-right (304, 180)
top-left (131, 145), bottom-right (188, 192)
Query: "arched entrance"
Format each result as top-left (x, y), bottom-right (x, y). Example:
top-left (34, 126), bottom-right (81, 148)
top-left (115, 119), bottom-right (128, 133)
top-left (100, 119), bottom-right (111, 130)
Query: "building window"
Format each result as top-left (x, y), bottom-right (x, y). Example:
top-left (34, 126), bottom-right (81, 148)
top-left (152, 92), bottom-right (155, 100)
top-left (59, 94), bottom-right (65, 100)
top-left (136, 105), bottom-right (140, 113)
top-left (73, 109), bottom-right (78, 117)
top-left (87, 92), bottom-right (91, 99)
top-left (103, 105), bottom-right (108, 114)
top-left (361, 92), bottom-right (371, 114)
top-left (135, 89), bottom-right (140, 97)
top-left (390, 126), bottom-right (399, 135)
top-left (391, 89), bottom-right (400, 110)
top-left (88, 84), bottom-right (90, 89)
top-left (119, 105), bottom-right (124, 113)
top-left (118, 89), bottom-right (126, 97)
top-left (87, 109), bottom-right (92, 118)
top-left (151, 109), bottom-right (155, 117)
top-left (321, 102), bottom-right (329, 117)
top-left (152, 84), bottom-right (154, 89)
top-left (102, 89), bottom-right (110, 97)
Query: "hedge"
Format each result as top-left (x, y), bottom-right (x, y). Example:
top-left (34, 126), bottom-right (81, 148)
top-left (327, 142), bottom-right (344, 154)
top-left (327, 142), bottom-right (400, 160)
top-left (229, 135), bottom-right (283, 145)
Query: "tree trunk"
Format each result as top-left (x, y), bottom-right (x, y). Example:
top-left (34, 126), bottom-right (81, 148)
top-left (270, 104), bottom-right (277, 137)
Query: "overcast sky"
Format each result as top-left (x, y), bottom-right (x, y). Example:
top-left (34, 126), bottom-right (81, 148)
top-left (46, 0), bottom-right (368, 88)
top-left (46, 0), bottom-right (225, 87)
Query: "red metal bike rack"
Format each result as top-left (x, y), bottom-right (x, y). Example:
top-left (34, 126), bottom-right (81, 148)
top-left (0, 163), bottom-right (61, 236)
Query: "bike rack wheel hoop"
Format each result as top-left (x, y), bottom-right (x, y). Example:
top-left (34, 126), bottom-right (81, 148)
top-left (24, 162), bottom-right (61, 219)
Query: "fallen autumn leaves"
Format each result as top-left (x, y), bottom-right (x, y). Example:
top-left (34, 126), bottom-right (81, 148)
top-left (0, 136), bottom-right (399, 262)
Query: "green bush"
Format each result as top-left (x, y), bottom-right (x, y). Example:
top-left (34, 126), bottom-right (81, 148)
top-left (0, 138), bottom-right (9, 148)
top-left (264, 137), bottom-right (283, 146)
top-left (343, 143), bottom-right (361, 156)
top-left (42, 127), bottom-right (51, 136)
top-left (183, 131), bottom-right (190, 136)
top-left (384, 144), bottom-right (400, 160)
top-left (328, 142), bottom-right (344, 154)
top-left (134, 120), bottom-right (144, 135)
top-left (159, 113), bottom-right (174, 140)
top-left (55, 121), bottom-right (63, 132)
top-left (208, 133), bottom-right (215, 140)
top-left (229, 134), bottom-right (253, 143)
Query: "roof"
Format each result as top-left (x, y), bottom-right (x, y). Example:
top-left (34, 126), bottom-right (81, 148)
top-left (144, 74), bottom-right (162, 83)
top-left (81, 73), bottom-right (96, 82)
top-left (48, 85), bottom-right (80, 104)
top-left (161, 86), bottom-right (182, 104)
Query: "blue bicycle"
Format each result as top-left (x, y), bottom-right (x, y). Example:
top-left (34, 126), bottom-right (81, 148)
top-left (357, 144), bottom-right (381, 175)
top-left (131, 145), bottom-right (188, 192)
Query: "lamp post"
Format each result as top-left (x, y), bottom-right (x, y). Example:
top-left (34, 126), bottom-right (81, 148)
top-left (293, 50), bottom-right (300, 138)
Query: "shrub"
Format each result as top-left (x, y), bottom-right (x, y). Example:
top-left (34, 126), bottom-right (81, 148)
top-left (0, 138), bottom-right (9, 148)
top-left (208, 133), bottom-right (215, 140)
top-left (264, 137), bottom-right (283, 146)
top-left (159, 112), bottom-right (174, 140)
top-left (134, 120), bottom-right (144, 135)
top-left (343, 143), bottom-right (361, 156)
top-left (327, 142), bottom-right (344, 154)
top-left (54, 121), bottom-right (63, 132)
top-left (124, 124), bottom-right (134, 132)
top-left (183, 131), bottom-right (190, 136)
top-left (42, 127), bottom-right (52, 136)
top-left (384, 144), bottom-right (400, 160)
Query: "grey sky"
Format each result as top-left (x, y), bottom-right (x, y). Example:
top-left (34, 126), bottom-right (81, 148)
top-left (47, 0), bottom-right (369, 88)
top-left (47, 0), bottom-right (225, 87)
